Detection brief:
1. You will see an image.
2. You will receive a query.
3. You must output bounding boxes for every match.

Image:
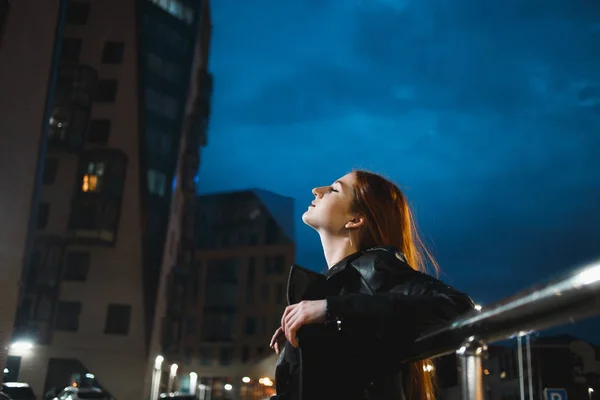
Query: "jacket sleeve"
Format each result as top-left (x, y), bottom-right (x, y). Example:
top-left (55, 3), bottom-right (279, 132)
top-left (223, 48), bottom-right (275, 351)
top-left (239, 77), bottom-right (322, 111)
top-left (325, 254), bottom-right (474, 362)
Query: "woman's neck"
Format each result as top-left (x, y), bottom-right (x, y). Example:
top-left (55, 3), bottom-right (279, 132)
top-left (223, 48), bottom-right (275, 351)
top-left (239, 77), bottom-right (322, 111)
top-left (319, 233), bottom-right (357, 268)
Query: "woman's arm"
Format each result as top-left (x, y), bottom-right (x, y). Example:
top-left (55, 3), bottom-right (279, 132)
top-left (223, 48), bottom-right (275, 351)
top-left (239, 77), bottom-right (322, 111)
top-left (324, 273), bottom-right (474, 360)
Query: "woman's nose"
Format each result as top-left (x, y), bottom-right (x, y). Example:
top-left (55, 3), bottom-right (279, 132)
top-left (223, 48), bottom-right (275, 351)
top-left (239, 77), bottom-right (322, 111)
top-left (311, 187), bottom-right (319, 197)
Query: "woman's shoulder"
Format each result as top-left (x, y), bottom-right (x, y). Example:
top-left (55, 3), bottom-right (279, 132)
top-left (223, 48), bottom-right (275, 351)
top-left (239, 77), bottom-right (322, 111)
top-left (352, 247), bottom-right (473, 307)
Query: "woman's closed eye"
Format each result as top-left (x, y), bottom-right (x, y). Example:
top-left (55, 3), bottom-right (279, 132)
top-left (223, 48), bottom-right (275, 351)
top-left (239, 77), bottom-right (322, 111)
top-left (329, 187), bottom-right (339, 193)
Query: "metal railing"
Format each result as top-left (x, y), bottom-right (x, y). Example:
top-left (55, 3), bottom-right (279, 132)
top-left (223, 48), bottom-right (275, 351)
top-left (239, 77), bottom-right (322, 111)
top-left (410, 259), bottom-right (600, 400)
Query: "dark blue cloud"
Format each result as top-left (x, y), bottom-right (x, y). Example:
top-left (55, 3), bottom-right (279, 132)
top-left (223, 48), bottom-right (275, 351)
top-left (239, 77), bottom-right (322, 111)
top-left (199, 0), bottom-right (600, 342)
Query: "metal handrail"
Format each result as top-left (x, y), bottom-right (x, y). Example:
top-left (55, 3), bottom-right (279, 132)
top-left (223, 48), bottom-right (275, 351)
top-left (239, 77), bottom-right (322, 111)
top-left (411, 259), bottom-right (600, 400)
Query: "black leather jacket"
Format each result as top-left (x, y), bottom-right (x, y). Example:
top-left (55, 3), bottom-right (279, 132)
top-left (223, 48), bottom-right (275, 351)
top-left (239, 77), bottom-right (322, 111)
top-left (272, 247), bottom-right (474, 400)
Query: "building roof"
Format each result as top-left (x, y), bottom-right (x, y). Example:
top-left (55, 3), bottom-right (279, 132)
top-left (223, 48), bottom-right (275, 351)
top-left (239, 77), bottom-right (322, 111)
top-left (250, 188), bottom-right (294, 242)
top-left (198, 188), bottom-right (295, 242)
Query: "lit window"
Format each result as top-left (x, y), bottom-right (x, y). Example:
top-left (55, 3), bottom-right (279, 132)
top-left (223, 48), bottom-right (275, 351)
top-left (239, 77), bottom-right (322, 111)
top-left (82, 162), bottom-right (105, 192)
top-left (148, 169), bottom-right (167, 196)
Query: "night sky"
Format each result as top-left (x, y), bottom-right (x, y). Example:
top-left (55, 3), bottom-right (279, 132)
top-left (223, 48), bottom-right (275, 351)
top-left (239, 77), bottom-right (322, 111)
top-left (197, 0), bottom-right (600, 341)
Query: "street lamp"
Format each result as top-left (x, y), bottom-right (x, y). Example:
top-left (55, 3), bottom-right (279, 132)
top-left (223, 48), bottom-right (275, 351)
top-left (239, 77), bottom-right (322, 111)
top-left (10, 341), bottom-right (33, 351)
top-left (168, 364), bottom-right (178, 393)
top-left (589, 387), bottom-right (594, 400)
top-left (189, 373), bottom-right (198, 396)
top-left (151, 356), bottom-right (164, 400)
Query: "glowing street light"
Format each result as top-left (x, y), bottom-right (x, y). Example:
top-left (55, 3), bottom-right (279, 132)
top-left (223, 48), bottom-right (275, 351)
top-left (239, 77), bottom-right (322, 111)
top-left (10, 341), bottom-right (33, 351)
top-left (242, 377), bottom-right (251, 383)
top-left (224, 384), bottom-right (233, 391)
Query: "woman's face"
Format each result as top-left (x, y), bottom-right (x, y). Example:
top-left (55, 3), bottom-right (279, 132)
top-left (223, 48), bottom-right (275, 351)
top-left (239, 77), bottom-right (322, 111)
top-left (302, 172), bottom-right (358, 233)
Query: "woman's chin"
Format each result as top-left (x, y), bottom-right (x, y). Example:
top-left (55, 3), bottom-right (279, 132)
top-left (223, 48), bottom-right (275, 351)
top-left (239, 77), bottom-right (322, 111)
top-left (301, 211), bottom-right (316, 228)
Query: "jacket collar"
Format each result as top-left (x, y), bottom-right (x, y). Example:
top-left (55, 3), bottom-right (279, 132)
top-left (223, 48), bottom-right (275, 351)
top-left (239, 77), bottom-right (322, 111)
top-left (286, 247), bottom-right (405, 304)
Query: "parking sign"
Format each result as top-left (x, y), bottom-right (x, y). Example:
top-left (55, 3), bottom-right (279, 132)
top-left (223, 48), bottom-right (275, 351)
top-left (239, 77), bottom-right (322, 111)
top-left (544, 388), bottom-right (568, 400)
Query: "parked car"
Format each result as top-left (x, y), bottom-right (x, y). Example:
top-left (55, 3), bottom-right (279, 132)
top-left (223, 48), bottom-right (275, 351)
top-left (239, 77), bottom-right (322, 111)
top-left (52, 387), bottom-right (109, 400)
top-left (1, 383), bottom-right (36, 400)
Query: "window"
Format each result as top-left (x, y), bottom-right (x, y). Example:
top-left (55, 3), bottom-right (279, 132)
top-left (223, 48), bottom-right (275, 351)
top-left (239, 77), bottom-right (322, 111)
top-left (55, 301), bottom-right (81, 331)
top-left (246, 257), bottom-right (255, 304)
top-left (69, 149), bottom-right (128, 244)
top-left (37, 203), bottom-right (50, 229)
top-left (146, 127), bottom-right (173, 156)
top-left (102, 41), bottom-right (125, 64)
top-left (244, 317), bottom-right (257, 336)
top-left (94, 80), bottom-right (118, 102)
top-left (66, 2), bottom-right (90, 25)
top-left (148, 169), bottom-right (167, 196)
top-left (88, 119), bottom-right (111, 144)
top-left (199, 347), bottom-right (212, 366)
top-left (274, 255), bottom-right (285, 274)
top-left (261, 284), bottom-right (269, 302)
top-left (149, 0), bottom-right (194, 24)
top-left (145, 89), bottom-right (178, 119)
top-left (219, 347), bottom-right (233, 366)
top-left (43, 159), bottom-right (59, 185)
top-left (61, 38), bottom-right (82, 62)
top-left (241, 346), bottom-right (249, 363)
top-left (276, 283), bottom-right (284, 305)
top-left (265, 255), bottom-right (286, 275)
top-left (81, 161), bottom-right (105, 192)
top-left (185, 317), bottom-right (195, 334)
top-left (63, 251), bottom-right (90, 281)
top-left (48, 105), bottom-right (90, 149)
top-left (104, 304), bottom-right (131, 335)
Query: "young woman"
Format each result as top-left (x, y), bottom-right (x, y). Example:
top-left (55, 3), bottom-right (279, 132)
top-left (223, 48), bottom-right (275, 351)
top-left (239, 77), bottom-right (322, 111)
top-left (269, 170), bottom-right (474, 400)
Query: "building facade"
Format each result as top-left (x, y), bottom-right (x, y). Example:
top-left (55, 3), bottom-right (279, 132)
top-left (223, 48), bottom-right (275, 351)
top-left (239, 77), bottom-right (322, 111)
top-left (0, 0), bottom-right (213, 398)
top-left (163, 190), bottom-right (295, 400)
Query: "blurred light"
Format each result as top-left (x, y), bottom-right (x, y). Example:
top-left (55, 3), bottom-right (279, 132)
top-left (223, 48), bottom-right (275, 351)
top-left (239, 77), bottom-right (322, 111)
top-left (224, 384), bottom-right (232, 391)
top-left (242, 377), bottom-right (251, 383)
top-left (474, 304), bottom-right (482, 311)
top-left (575, 262), bottom-right (600, 286)
top-left (260, 377), bottom-right (273, 387)
top-left (3, 368), bottom-right (8, 374)
top-left (423, 363), bottom-right (434, 372)
top-left (85, 373), bottom-right (95, 379)
top-left (483, 369), bottom-right (490, 375)
top-left (589, 388), bottom-right (594, 393)
top-left (10, 341), bottom-right (33, 350)
top-left (500, 371), bottom-right (506, 379)
top-left (170, 364), bottom-right (178, 376)
top-left (155, 355), bottom-right (164, 369)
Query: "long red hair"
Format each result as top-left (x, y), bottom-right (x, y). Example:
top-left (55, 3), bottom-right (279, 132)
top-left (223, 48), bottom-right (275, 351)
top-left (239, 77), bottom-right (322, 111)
top-left (351, 169), bottom-right (438, 400)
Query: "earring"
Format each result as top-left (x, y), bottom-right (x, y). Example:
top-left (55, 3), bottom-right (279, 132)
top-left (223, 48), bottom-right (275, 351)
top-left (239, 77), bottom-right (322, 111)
top-left (348, 229), bottom-right (353, 247)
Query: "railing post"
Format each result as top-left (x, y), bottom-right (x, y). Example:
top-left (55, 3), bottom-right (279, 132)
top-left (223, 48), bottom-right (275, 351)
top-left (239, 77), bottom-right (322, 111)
top-left (457, 338), bottom-right (487, 400)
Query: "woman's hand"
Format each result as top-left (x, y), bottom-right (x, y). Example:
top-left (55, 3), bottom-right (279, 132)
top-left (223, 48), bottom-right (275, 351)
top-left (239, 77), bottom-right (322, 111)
top-left (269, 327), bottom-right (286, 354)
top-left (281, 300), bottom-right (327, 348)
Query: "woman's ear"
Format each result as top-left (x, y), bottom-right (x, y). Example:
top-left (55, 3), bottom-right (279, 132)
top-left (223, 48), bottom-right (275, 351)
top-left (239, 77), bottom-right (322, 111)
top-left (344, 214), bottom-right (364, 230)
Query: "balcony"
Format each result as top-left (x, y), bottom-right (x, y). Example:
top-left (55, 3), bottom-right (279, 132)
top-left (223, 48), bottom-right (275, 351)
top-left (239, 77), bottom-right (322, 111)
top-left (67, 195), bottom-right (120, 244)
top-left (67, 149), bottom-right (128, 245)
top-left (56, 64), bottom-right (98, 108)
top-left (48, 64), bottom-right (98, 151)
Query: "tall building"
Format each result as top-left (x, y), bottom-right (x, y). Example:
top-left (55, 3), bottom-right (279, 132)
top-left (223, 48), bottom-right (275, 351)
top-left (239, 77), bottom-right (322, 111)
top-left (162, 189), bottom-right (295, 400)
top-left (0, 0), bottom-right (213, 398)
